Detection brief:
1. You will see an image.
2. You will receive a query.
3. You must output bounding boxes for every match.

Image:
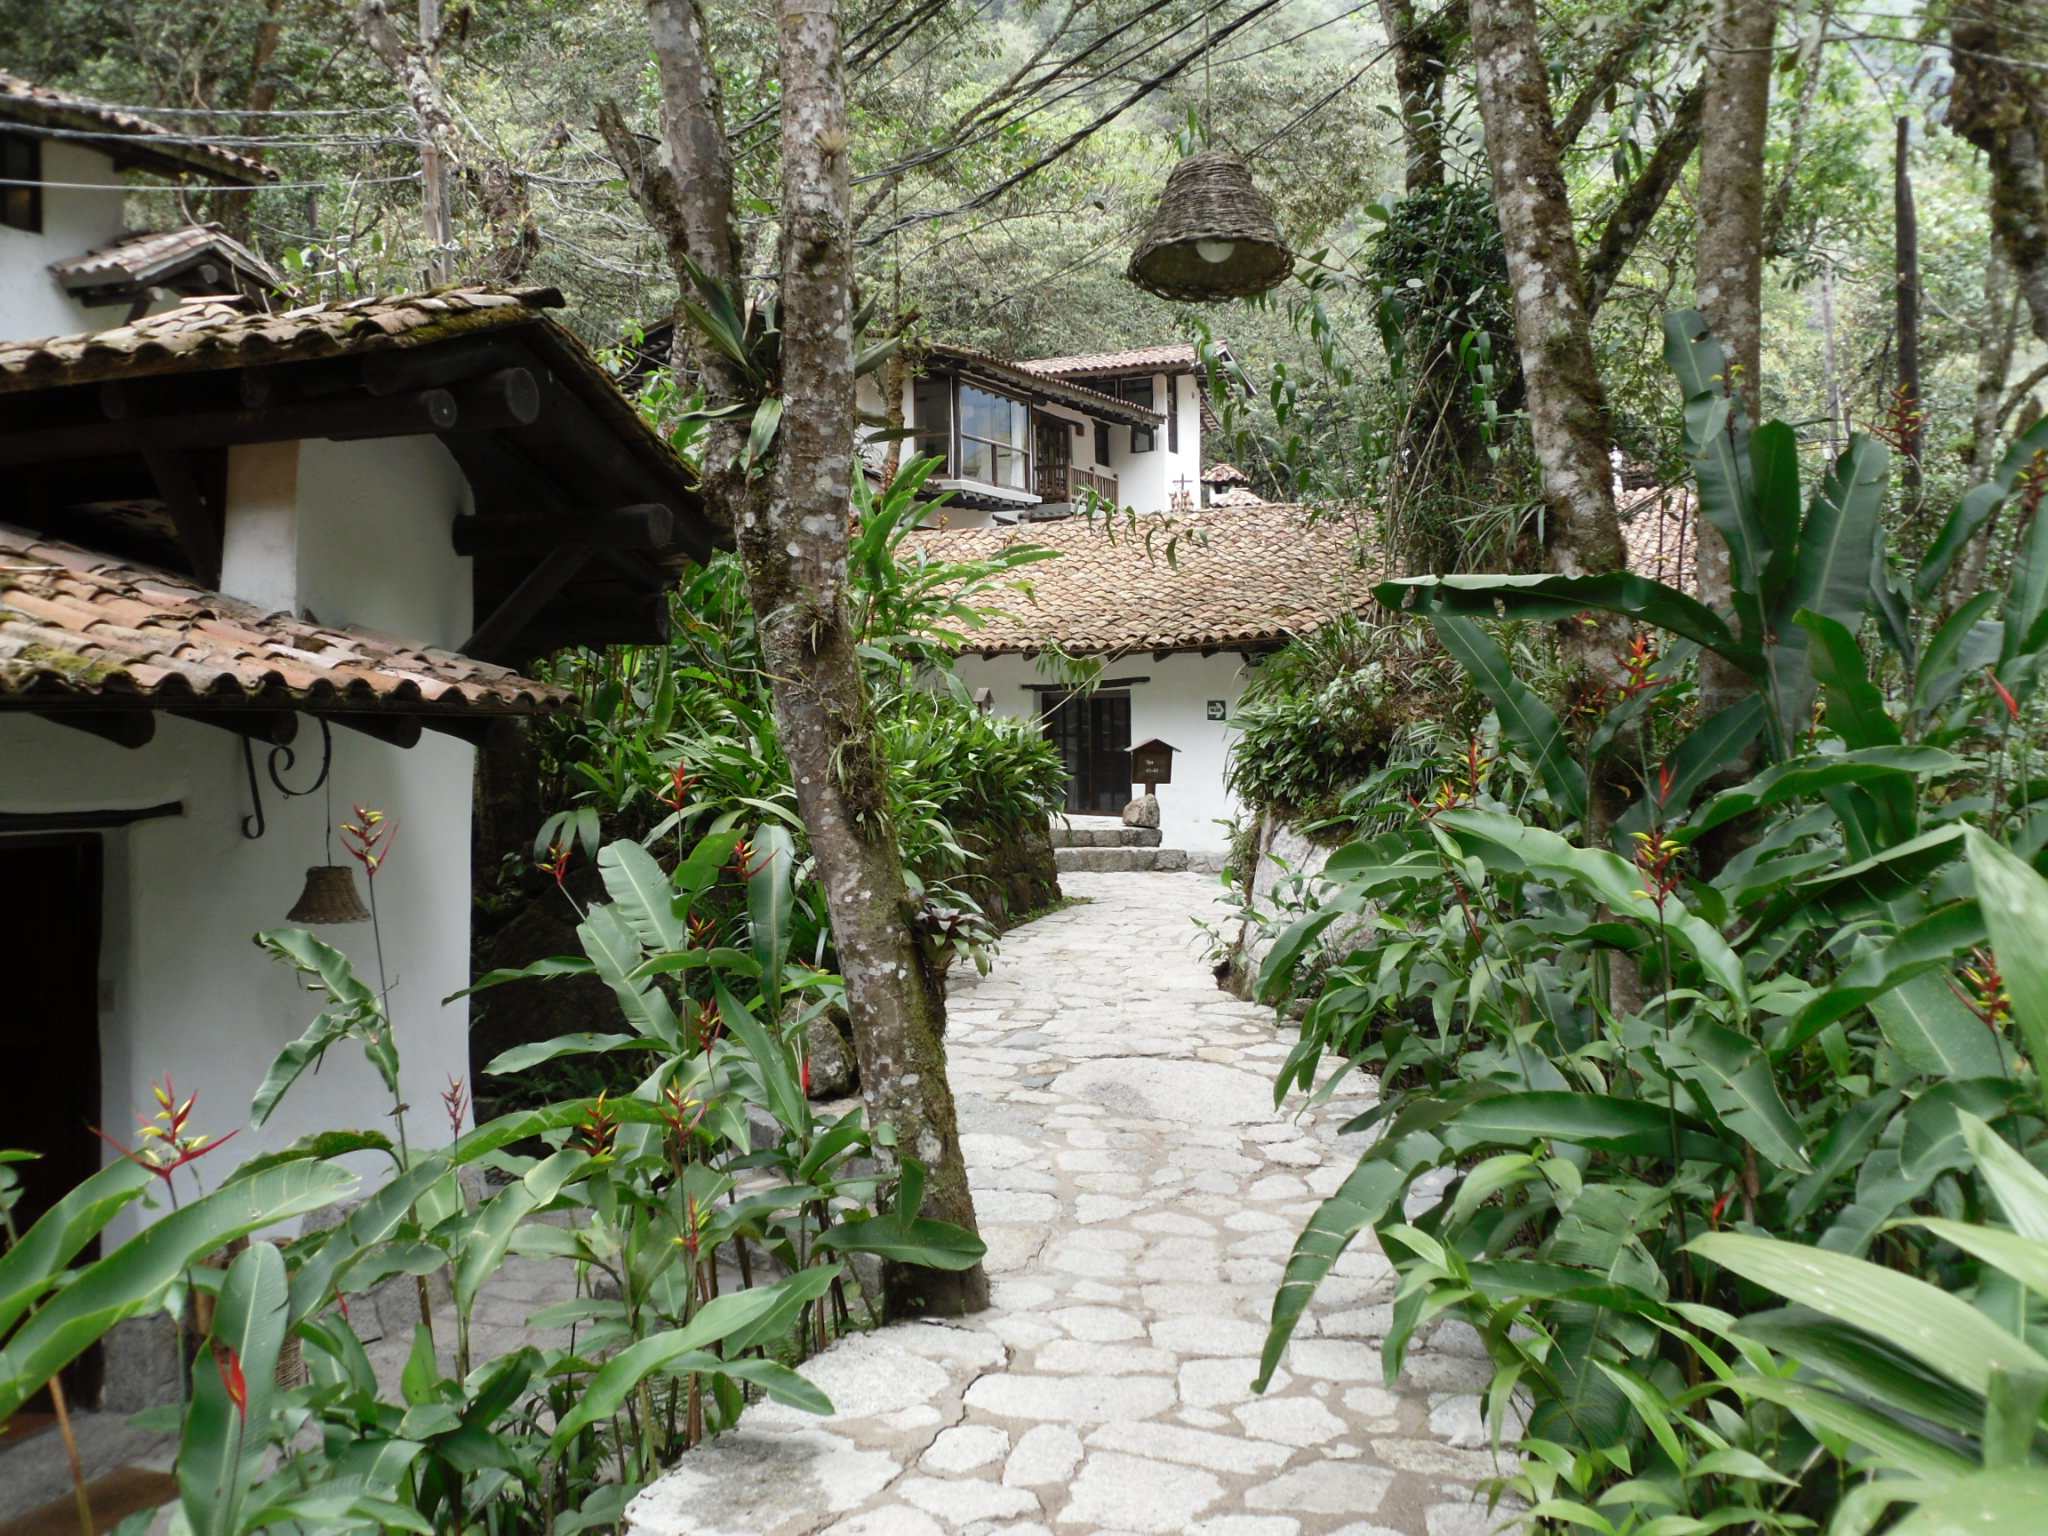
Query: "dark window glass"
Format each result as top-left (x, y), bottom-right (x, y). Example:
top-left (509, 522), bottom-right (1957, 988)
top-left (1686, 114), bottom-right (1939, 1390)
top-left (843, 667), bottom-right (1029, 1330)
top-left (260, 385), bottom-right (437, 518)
top-left (1118, 377), bottom-right (1156, 453)
top-left (1, 133), bottom-right (42, 233)
top-left (1167, 375), bottom-right (1178, 453)
top-left (1094, 420), bottom-right (1111, 465)
top-left (912, 376), bottom-right (952, 471)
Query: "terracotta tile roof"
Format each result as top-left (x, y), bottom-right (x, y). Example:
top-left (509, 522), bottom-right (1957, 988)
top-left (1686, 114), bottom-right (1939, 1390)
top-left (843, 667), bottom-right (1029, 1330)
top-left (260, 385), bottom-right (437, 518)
top-left (927, 344), bottom-right (1161, 427)
top-left (1618, 482), bottom-right (1698, 594)
top-left (1206, 486), bottom-right (1269, 507)
top-left (905, 504), bottom-right (1378, 655)
top-left (1022, 343), bottom-right (1202, 376)
top-left (0, 73), bottom-right (277, 185)
top-left (50, 223), bottom-right (291, 298)
top-left (1201, 461), bottom-right (1250, 485)
top-left (0, 285), bottom-right (557, 391)
top-left (0, 523), bottom-right (569, 716)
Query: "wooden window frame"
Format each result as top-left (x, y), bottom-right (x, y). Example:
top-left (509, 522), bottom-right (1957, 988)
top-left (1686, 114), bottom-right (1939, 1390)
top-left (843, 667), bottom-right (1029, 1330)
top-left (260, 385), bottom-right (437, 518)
top-left (1094, 419), bottom-right (1112, 466)
top-left (953, 378), bottom-right (1034, 493)
top-left (1119, 376), bottom-right (1157, 454)
top-left (1167, 375), bottom-right (1178, 454)
top-left (2, 131), bottom-right (43, 234)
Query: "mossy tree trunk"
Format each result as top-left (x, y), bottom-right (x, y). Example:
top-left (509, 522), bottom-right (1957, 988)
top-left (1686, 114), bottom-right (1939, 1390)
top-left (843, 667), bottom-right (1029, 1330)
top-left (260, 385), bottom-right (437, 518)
top-left (609, 0), bottom-right (989, 1320)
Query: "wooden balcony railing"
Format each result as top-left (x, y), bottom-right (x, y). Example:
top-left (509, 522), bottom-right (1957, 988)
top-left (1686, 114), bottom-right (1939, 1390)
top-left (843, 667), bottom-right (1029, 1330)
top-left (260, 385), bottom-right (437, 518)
top-left (1033, 462), bottom-right (1118, 505)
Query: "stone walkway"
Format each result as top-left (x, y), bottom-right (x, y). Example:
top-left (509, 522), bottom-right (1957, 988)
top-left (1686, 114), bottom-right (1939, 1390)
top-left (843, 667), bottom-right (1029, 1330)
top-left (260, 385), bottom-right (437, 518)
top-left (627, 872), bottom-right (1516, 1536)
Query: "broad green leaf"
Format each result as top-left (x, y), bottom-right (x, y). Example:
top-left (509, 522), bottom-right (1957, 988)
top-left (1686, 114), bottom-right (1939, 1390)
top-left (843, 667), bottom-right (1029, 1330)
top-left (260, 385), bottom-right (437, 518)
top-left (1962, 1114), bottom-right (2048, 1243)
top-left (1437, 810), bottom-right (1747, 1003)
top-left (1736, 1307), bottom-right (1983, 1436)
top-left (714, 979), bottom-right (808, 1139)
top-left (226, 1129), bottom-right (397, 1181)
top-left (1670, 1020), bottom-right (1812, 1172)
top-left (180, 1242), bottom-right (288, 1536)
top-left (1917, 593), bottom-right (2003, 716)
top-left (249, 1007), bottom-right (356, 1129)
top-left (1918, 415), bottom-right (2048, 603)
top-left (579, 904), bottom-right (681, 1050)
top-left (813, 1213), bottom-right (987, 1268)
top-left (1444, 1090), bottom-right (1734, 1164)
top-left (1377, 572), bottom-right (1759, 673)
top-left (1783, 435), bottom-right (1891, 633)
top-left (483, 1033), bottom-right (645, 1075)
top-left (1429, 616), bottom-right (1588, 820)
top-left (446, 955), bottom-right (596, 1002)
top-left (1686, 747), bottom-right (1958, 841)
top-left (599, 840), bottom-right (684, 952)
top-left (549, 1266), bottom-right (841, 1448)
top-left (1776, 900), bottom-right (1985, 1053)
top-left (0, 1160), bottom-right (355, 1424)
top-left (1891, 1470), bottom-right (2048, 1535)
top-left (1693, 1232), bottom-right (2048, 1396)
top-left (747, 822), bottom-right (797, 1021)
top-left (1727, 1376), bottom-right (1974, 1483)
top-left (1912, 1219), bottom-right (2048, 1304)
top-left (1965, 827), bottom-right (2048, 1097)
top-left (288, 1157), bottom-right (453, 1322)
top-left (1870, 972), bottom-right (2008, 1079)
top-left (453, 1184), bottom-right (539, 1315)
top-left (1796, 610), bottom-right (1903, 751)
top-left (0, 1159), bottom-right (150, 1340)
top-left (1259, 1147), bottom-right (1428, 1390)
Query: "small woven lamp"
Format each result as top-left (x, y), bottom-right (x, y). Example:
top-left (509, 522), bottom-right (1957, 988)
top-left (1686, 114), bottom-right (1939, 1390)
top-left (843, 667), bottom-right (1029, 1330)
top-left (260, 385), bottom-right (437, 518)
top-left (1128, 150), bottom-right (1293, 302)
top-left (287, 865), bottom-right (370, 924)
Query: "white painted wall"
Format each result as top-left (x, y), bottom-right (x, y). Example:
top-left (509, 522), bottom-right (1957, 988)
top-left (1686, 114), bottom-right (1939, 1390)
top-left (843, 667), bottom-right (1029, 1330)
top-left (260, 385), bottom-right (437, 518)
top-left (0, 140), bottom-right (128, 342)
top-left (0, 713), bottom-right (476, 1242)
top-left (3, 434), bottom-right (479, 1236)
top-left (865, 366), bottom-right (1205, 525)
top-left (950, 648), bottom-right (1257, 853)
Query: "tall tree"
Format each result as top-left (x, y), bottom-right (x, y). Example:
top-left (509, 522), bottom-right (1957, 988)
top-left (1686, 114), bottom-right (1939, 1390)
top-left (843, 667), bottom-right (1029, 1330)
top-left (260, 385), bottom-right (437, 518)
top-left (1467, 0), bottom-right (1625, 582)
top-left (1693, 0), bottom-right (1775, 727)
top-left (1948, 1), bottom-right (2048, 345)
top-left (1893, 116), bottom-right (1924, 505)
top-left (1377, 0), bottom-right (1460, 192)
top-left (608, 0), bottom-right (989, 1319)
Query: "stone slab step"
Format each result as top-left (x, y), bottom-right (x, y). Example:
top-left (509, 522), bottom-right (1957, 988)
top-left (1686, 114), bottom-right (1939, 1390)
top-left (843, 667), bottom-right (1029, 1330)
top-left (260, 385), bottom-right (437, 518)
top-left (1050, 820), bottom-right (1161, 848)
top-left (1055, 845), bottom-right (1189, 873)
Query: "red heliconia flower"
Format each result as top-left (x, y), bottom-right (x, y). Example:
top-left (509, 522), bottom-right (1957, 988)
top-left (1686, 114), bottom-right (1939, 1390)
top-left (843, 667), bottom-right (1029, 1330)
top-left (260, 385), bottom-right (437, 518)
top-left (441, 1075), bottom-right (471, 1135)
top-left (660, 1083), bottom-right (710, 1141)
top-left (801, 1053), bottom-right (812, 1096)
top-left (730, 837), bottom-right (756, 879)
top-left (1620, 630), bottom-right (1661, 696)
top-left (1631, 831), bottom-right (1684, 911)
top-left (687, 913), bottom-right (716, 949)
top-left (543, 839), bottom-right (574, 886)
top-left (657, 763), bottom-right (699, 812)
top-left (682, 1192), bottom-right (702, 1259)
top-left (1709, 1184), bottom-right (1736, 1230)
top-left (575, 1092), bottom-right (620, 1156)
top-left (340, 805), bottom-right (398, 881)
top-left (1656, 761), bottom-right (1678, 810)
top-left (1988, 668), bottom-right (2022, 723)
top-left (1956, 948), bottom-right (2012, 1031)
top-left (694, 1000), bottom-right (723, 1054)
top-left (215, 1345), bottom-right (248, 1420)
top-left (95, 1075), bottom-right (237, 1186)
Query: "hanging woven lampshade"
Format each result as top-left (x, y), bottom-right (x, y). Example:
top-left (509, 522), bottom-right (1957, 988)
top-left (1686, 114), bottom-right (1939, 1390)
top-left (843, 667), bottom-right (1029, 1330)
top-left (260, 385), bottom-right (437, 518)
top-left (1128, 150), bottom-right (1293, 302)
top-left (287, 865), bottom-right (371, 924)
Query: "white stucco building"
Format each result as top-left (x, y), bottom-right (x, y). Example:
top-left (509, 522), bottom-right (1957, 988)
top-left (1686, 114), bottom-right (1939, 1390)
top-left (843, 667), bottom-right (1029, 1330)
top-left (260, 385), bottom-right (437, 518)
top-left (904, 505), bottom-right (1378, 856)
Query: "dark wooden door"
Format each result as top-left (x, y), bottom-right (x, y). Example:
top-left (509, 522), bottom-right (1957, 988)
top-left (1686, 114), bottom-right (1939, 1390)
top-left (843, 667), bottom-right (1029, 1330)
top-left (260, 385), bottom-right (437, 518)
top-left (1041, 690), bottom-right (1132, 813)
top-left (0, 836), bottom-right (105, 1406)
top-left (1033, 414), bottom-right (1072, 501)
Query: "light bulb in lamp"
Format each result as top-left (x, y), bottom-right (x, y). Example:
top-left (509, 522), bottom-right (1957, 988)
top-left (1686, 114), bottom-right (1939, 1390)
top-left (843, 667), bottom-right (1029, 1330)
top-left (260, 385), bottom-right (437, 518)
top-left (1195, 240), bottom-right (1236, 264)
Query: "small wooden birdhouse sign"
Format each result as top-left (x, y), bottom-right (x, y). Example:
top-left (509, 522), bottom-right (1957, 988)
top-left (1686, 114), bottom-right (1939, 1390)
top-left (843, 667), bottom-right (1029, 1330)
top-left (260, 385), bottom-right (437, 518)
top-left (1129, 738), bottom-right (1177, 787)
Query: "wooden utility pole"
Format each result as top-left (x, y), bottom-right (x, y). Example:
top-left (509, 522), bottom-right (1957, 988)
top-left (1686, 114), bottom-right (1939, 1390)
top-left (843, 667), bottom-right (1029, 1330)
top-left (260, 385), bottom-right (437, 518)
top-left (419, 0), bottom-right (451, 284)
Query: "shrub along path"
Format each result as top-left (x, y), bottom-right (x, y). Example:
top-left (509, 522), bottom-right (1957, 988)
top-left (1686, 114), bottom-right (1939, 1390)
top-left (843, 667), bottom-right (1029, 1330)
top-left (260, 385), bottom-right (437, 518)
top-left (627, 871), bottom-right (1512, 1536)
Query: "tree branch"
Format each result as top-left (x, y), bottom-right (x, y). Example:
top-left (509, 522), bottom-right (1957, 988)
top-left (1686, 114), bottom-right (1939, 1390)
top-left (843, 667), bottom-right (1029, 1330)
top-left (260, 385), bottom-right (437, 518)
top-left (1582, 82), bottom-right (1704, 315)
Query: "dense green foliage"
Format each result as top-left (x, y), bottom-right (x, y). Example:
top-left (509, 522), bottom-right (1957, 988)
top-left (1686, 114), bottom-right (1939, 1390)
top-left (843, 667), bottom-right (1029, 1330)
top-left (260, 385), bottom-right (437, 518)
top-left (1239, 321), bottom-right (2048, 1531)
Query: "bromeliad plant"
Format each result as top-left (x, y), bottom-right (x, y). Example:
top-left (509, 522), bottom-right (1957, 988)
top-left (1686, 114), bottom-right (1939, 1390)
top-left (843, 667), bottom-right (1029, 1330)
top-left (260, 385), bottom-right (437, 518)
top-left (1247, 312), bottom-right (2048, 1532)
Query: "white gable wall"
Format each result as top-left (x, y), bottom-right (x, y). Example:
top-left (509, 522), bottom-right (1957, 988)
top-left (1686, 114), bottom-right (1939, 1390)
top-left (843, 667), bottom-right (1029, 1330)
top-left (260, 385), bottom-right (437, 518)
top-left (951, 648), bottom-right (1255, 855)
top-left (1, 434), bottom-right (480, 1238)
top-left (0, 139), bottom-right (128, 342)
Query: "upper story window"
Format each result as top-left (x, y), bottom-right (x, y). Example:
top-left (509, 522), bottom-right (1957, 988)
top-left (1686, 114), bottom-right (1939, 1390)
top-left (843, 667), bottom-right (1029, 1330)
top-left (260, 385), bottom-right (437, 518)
top-left (1094, 419), bottom-right (1111, 466)
top-left (1116, 377), bottom-right (1156, 453)
top-left (1, 133), bottom-right (42, 233)
top-left (913, 376), bottom-right (951, 467)
top-left (958, 384), bottom-right (1029, 489)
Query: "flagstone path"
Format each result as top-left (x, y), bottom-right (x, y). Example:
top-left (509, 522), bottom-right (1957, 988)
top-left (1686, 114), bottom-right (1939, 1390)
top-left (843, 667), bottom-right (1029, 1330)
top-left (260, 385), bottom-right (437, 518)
top-left (626, 871), bottom-right (1519, 1536)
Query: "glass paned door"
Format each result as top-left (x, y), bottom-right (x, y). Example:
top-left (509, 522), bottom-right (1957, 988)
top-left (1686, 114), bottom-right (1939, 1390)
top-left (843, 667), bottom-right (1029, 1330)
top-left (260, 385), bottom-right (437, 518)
top-left (1041, 690), bottom-right (1133, 813)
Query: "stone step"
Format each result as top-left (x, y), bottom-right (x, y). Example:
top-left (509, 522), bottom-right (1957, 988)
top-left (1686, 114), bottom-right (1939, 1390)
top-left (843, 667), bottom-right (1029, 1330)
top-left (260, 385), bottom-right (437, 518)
top-left (1049, 820), bottom-right (1161, 848)
top-left (1055, 845), bottom-right (1189, 873)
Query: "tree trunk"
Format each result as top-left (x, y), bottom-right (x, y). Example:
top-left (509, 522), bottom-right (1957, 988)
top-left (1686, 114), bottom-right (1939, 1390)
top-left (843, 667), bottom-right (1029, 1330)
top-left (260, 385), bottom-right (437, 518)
top-left (1581, 83), bottom-right (1705, 318)
top-left (1949, 2), bottom-right (2048, 345)
top-left (1377, 0), bottom-right (1451, 192)
top-left (357, 0), bottom-right (461, 285)
top-left (750, 0), bottom-right (989, 1319)
top-left (1895, 116), bottom-right (1924, 507)
top-left (1470, 0), bottom-right (1635, 878)
top-left (1468, 0), bottom-right (1624, 581)
top-left (1693, 0), bottom-right (1775, 731)
top-left (1946, 242), bottom-right (2019, 616)
top-left (627, 0), bottom-right (989, 1319)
